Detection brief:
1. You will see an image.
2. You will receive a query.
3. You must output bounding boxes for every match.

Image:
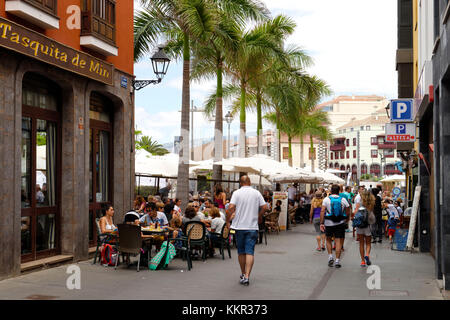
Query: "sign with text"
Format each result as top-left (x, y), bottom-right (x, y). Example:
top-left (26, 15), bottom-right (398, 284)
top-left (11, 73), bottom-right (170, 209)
top-left (273, 192), bottom-right (288, 231)
top-left (390, 99), bottom-right (414, 122)
top-left (385, 123), bottom-right (416, 142)
top-left (0, 17), bottom-right (113, 85)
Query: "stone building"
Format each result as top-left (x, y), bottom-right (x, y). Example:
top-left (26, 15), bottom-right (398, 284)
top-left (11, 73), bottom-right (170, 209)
top-left (0, 1), bottom-right (135, 279)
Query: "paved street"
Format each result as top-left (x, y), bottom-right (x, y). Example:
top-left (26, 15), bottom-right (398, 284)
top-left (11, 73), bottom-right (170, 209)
top-left (0, 223), bottom-right (443, 300)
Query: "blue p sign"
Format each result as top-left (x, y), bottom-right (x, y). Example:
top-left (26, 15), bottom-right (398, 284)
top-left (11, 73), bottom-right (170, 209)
top-left (396, 124), bottom-right (406, 134)
top-left (391, 100), bottom-right (413, 122)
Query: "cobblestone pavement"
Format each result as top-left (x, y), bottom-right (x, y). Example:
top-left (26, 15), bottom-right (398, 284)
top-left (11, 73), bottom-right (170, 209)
top-left (0, 223), bottom-right (443, 300)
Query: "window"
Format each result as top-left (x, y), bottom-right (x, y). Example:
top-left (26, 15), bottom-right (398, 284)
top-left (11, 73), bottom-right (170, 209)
top-left (340, 152), bottom-right (345, 159)
top-left (384, 149), bottom-right (395, 158)
top-left (335, 152), bottom-right (339, 160)
top-left (346, 151), bottom-right (349, 159)
top-left (371, 150), bottom-right (378, 158)
top-left (331, 153), bottom-right (334, 160)
top-left (339, 130), bottom-right (342, 134)
top-left (371, 137), bottom-right (378, 145)
top-left (346, 139), bottom-right (349, 147)
top-left (353, 150), bottom-right (357, 158)
top-left (353, 138), bottom-right (356, 146)
top-left (360, 126), bottom-right (364, 131)
top-left (343, 129), bottom-right (346, 133)
top-left (283, 147), bottom-right (289, 160)
top-left (366, 126), bottom-right (371, 131)
top-left (350, 127), bottom-right (354, 132)
top-left (322, 105), bottom-right (333, 112)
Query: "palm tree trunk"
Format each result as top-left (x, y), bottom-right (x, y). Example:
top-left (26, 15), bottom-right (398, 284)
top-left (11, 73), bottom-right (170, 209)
top-left (288, 135), bottom-right (293, 167)
top-left (239, 80), bottom-right (246, 158)
top-left (276, 109), bottom-right (281, 162)
top-left (310, 135), bottom-right (315, 173)
top-left (176, 33), bottom-right (190, 212)
top-left (256, 90), bottom-right (263, 155)
top-left (213, 61), bottom-right (223, 183)
top-left (300, 135), bottom-right (305, 168)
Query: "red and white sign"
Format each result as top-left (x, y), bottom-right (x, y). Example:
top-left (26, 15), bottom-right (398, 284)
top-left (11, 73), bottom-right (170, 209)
top-left (385, 123), bottom-right (416, 142)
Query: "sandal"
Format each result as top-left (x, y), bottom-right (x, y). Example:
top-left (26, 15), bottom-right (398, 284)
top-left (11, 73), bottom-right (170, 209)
top-left (316, 247), bottom-right (322, 252)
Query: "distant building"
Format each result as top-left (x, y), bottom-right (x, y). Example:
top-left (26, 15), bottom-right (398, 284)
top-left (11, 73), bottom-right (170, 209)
top-left (328, 111), bottom-right (402, 183)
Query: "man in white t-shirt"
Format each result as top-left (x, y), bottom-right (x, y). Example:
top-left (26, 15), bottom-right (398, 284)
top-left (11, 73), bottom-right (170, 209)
top-left (320, 184), bottom-right (350, 268)
top-left (287, 184), bottom-right (298, 206)
top-left (227, 176), bottom-right (267, 286)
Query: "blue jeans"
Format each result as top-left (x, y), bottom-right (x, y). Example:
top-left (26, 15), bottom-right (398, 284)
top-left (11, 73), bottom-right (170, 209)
top-left (235, 230), bottom-right (258, 255)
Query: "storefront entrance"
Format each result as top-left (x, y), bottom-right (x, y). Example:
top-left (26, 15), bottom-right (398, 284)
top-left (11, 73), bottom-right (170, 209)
top-left (88, 92), bottom-right (113, 247)
top-left (21, 73), bottom-right (61, 263)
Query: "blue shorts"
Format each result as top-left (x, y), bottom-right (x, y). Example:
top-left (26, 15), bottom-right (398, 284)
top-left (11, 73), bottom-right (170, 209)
top-left (235, 230), bottom-right (258, 255)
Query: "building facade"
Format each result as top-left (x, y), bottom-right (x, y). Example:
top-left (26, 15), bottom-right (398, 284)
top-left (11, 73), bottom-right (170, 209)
top-left (0, 1), bottom-right (135, 279)
top-left (429, 0), bottom-right (450, 291)
top-left (328, 113), bottom-right (402, 183)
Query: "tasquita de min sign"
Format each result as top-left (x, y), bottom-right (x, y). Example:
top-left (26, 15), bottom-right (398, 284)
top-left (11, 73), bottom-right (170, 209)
top-left (0, 17), bottom-right (113, 85)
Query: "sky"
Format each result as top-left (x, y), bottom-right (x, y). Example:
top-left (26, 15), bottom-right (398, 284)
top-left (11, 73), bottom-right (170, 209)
top-left (133, 0), bottom-right (398, 147)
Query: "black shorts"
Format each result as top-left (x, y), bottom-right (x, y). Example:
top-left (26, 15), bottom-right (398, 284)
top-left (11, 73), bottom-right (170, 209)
top-left (325, 223), bottom-right (346, 239)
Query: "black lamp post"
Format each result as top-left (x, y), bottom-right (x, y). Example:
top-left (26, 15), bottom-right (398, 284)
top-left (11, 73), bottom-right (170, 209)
top-left (225, 111), bottom-right (233, 158)
top-left (133, 47), bottom-right (170, 91)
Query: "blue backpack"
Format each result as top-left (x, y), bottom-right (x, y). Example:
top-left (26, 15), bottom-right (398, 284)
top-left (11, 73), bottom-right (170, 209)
top-left (352, 207), bottom-right (369, 229)
top-left (326, 196), bottom-right (346, 222)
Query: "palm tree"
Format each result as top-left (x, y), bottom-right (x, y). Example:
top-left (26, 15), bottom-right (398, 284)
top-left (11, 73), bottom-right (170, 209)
top-left (204, 15), bottom-right (297, 158)
top-left (136, 136), bottom-right (170, 156)
top-left (191, 0), bottom-right (269, 182)
top-left (135, 0), bottom-right (216, 211)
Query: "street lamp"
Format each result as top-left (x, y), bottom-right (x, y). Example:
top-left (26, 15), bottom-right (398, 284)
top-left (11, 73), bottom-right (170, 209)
top-left (225, 111), bottom-right (233, 158)
top-left (133, 47), bottom-right (171, 91)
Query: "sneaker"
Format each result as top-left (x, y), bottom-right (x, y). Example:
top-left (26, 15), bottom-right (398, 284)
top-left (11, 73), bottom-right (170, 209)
top-left (321, 246), bottom-right (326, 251)
top-left (378, 240), bottom-right (382, 243)
top-left (360, 261), bottom-right (367, 267)
top-left (316, 247), bottom-right (322, 252)
top-left (334, 261), bottom-right (342, 268)
top-left (239, 274), bottom-right (245, 284)
top-left (241, 278), bottom-right (250, 286)
top-left (328, 258), bottom-right (334, 267)
top-left (364, 256), bottom-right (372, 266)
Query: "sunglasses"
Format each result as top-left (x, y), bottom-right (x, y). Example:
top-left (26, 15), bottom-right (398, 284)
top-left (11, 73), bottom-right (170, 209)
top-left (193, 206), bottom-right (199, 208)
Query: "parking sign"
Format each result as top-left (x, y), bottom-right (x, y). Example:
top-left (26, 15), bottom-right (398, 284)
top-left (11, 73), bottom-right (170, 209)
top-left (390, 99), bottom-right (413, 122)
top-left (385, 123), bottom-right (416, 142)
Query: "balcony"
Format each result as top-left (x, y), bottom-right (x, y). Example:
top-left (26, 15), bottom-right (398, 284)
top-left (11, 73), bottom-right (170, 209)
top-left (378, 142), bottom-right (396, 149)
top-left (5, 0), bottom-right (59, 29)
top-left (385, 169), bottom-right (402, 175)
top-left (330, 144), bottom-right (346, 152)
top-left (81, 0), bottom-right (118, 56)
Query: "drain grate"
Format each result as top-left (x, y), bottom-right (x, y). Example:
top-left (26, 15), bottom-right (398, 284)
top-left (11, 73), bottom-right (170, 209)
top-left (369, 290), bottom-right (409, 297)
top-left (25, 294), bottom-right (58, 300)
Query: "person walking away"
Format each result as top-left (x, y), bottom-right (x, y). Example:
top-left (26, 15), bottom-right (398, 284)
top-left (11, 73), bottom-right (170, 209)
top-left (226, 176), bottom-right (267, 286)
top-left (371, 188), bottom-right (383, 243)
top-left (383, 199), bottom-right (400, 244)
top-left (310, 191), bottom-right (326, 252)
top-left (320, 184), bottom-right (350, 268)
top-left (352, 191), bottom-right (376, 267)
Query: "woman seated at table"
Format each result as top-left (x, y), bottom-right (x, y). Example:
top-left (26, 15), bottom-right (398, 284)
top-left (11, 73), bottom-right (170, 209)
top-left (182, 206), bottom-right (202, 226)
top-left (134, 196), bottom-right (146, 215)
top-left (206, 207), bottom-right (225, 257)
top-left (99, 204), bottom-right (118, 242)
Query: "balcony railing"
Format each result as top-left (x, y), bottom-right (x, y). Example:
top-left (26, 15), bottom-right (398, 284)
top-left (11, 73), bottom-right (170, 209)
top-left (378, 143), bottom-right (396, 149)
top-left (385, 169), bottom-right (402, 175)
top-left (81, 0), bottom-right (116, 45)
top-left (330, 144), bottom-right (346, 152)
top-left (6, 0), bottom-right (57, 16)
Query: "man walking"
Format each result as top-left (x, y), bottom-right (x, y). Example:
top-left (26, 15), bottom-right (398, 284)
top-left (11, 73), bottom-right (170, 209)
top-left (320, 184), bottom-right (351, 268)
top-left (226, 176), bottom-right (267, 286)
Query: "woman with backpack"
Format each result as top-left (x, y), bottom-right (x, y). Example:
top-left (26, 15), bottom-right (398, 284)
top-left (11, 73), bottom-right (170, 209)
top-left (310, 191), bottom-right (326, 252)
top-left (352, 190), bottom-right (376, 267)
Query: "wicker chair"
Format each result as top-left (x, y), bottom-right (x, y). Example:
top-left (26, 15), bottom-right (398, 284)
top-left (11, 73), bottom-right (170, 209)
top-left (181, 221), bottom-right (208, 262)
top-left (92, 218), bottom-right (118, 265)
top-left (210, 224), bottom-right (231, 260)
top-left (288, 206), bottom-right (298, 226)
top-left (265, 210), bottom-right (280, 234)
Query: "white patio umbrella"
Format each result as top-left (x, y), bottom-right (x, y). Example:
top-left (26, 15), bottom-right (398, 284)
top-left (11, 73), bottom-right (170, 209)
top-left (248, 174), bottom-right (272, 187)
top-left (380, 174), bottom-right (406, 183)
top-left (135, 149), bottom-right (199, 177)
